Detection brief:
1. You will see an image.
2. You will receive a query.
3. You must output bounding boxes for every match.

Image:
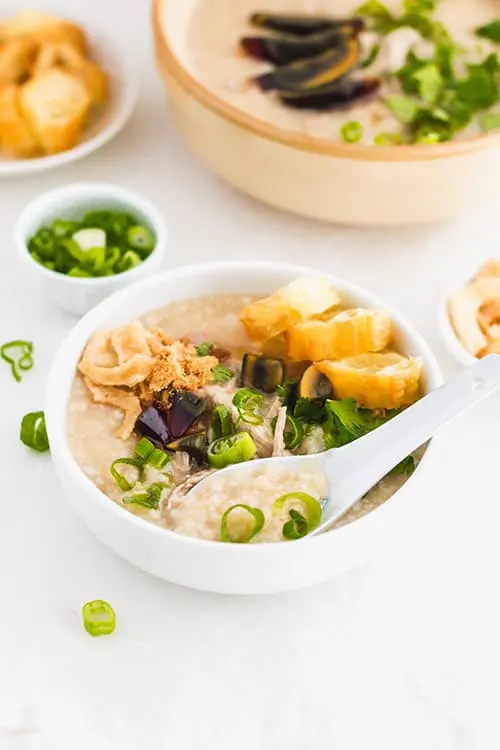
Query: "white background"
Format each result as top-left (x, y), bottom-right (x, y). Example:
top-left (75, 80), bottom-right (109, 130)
top-left (1, 1), bottom-right (500, 748)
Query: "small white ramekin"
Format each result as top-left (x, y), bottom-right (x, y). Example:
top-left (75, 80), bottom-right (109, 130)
top-left (15, 182), bottom-right (168, 316)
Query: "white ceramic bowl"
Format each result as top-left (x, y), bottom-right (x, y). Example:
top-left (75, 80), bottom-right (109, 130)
top-left (15, 182), bottom-right (168, 316)
top-left (0, 28), bottom-right (137, 177)
top-left (45, 261), bottom-right (442, 595)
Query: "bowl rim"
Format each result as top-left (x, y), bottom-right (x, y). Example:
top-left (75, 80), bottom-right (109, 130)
top-left (152, 0), bottom-right (500, 164)
top-left (15, 181), bottom-right (168, 287)
top-left (45, 260), bottom-right (443, 554)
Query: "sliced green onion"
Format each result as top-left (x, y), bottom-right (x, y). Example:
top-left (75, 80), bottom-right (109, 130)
top-left (27, 210), bottom-right (155, 280)
top-left (196, 341), bottom-right (213, 357)
top-left (51, 219), bottom-right (78, 237)
top-left (118, 250), bottom-right (142, 273)
top-left (82, 600), bottom-right (116, 637)
top-left (212, 364), bottom-right (234, 384)
top-left (282, 414), bottom-right (305, 450)
top-left (232, 388), bottom-right (264, 425)
top-left (220, 504), bottom-right (265, 543)
top-left (272, 492), bottom-right (322, 535)
top-left (127, 225), bottom-right (155, 254)
top-left (282, 509), bottom-right (309, 540)
top-left (68, 267), bottom-right (92, 278)
top-left (110, 458), bottom-right (144, 491)
top-left (211, 405), bottom-right (234, 440)
top-left (374, 132), bottom-right (404, 145)
top-left (208, 432), bottom-right (257, 469)
top-left (135, 437), bottom-right (155, 461)
top-left (20, 411), bottom-right (49, 452)
top-left (148, 448), bottom-right (170, 469)
top-left (30, 227), bottom-right (55, 259)
top-left (1, 340), bottom-right (34, 382)
top-left (340, 120), bottom-right (363, 143)
top-left (123, 480), bottom-right (172, 510)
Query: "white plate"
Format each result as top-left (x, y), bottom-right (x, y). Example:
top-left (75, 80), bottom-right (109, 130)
top-left (0, 28), bottom-right (137, 177)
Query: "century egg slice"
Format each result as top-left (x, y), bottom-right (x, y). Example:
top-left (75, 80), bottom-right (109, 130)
top-left (279, 77), bottom-right (381, 111)
top-left (250, 12), bottom-right (364, 37)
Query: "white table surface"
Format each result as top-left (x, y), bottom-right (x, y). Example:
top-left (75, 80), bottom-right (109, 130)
top-left (2, 2), bottom-right (500, 748)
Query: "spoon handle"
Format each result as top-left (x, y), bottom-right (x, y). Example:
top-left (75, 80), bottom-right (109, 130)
top-left (319, 355), bottom-right (500, 531)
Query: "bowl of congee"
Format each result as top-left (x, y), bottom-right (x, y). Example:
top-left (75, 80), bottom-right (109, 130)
top-left (45, 262), bottom-right (442, 594)
top-left (153, 0), bottom-right (500, 225)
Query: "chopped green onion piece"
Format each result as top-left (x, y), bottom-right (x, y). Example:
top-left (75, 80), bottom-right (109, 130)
top-left (135, 437), bottom-right (155, 461)
top-left (373, 132), bottom-right (403, 145)
top-left (123, 480), bottom-right (171, 510)
top-left (211, 405), bottom-right (234, 440)
top-left (196, 341), bottom-right (213, 356)
top-left (82, 600), bottom-right (116, 637)
top-left (272, 492), bottom-right (322, 534)
top-left (73, 228), bottom-right (106, 252)
top-left (118, 250), bottom-right (142, 273)
top-left (232, 388), bottom-right (264, 425)
top-left (414, 131), bottom-right (441, 143)
top-left (1, 340), bottom-right (33, 382)
top-left (30, 227), bottom-right (55, 259)
top-left (340, 120), bottom-right (363, 143)
top-left (148, 448), bottom-right (170, 469)
top-left (20, 411), bottom-right (49, 452)
top-left (105, 246), bottom-right (121, 270)
top-left (68, 267), bottom-right (92, 278)
top-left (220, 504), bottom-right (265, 543)
top-left (208, 432), bottom-right (257, 469)
top-left (52, 219), bottom-right (78, 237)
top-left (127, 225), bottom-right (155, 254)
top-left (479, 113), bottom-right (500, 133)
top-left (282, 509), bottom-right (309, 540)
top-left (283, 414), bottom-right (305, 450)
top-left (212, 364), bottom-right (234, 384)
top-left (110, 458), bottom-right (144, 491)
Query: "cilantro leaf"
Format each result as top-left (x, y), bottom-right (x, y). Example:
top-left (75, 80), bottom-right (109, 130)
top-left (356, 0), bottom-right (397, 34)
top-left (196, 341), bottom-right (213, 356)
top-left (293, 398), bottom-right (326, 424)
top-left (476, 20), bottom-right (500, 44)
top-left (456, 64), bottom-right (498, 109)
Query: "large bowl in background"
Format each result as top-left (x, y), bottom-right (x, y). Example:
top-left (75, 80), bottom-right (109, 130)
top-left (152, 0), bottom-right (500, 227)
top-left (45, 261), bottom-right (442, 595)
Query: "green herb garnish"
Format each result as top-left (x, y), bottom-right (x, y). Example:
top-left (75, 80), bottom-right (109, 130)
top-left (196, 341), bottom-right (213, 356)
top-left (27, 210), bottom-right (156, 279)
top-left (212, 364), bottom-right (234, 384)
top-left (476, 20), bottom-right (500, 44)
top-left (123, 480), bottom-right (172, 510)
top-left (1, 340), bottom-right (33, 382)
top-left (220, 504), bottom-right (265, 543)
top-left (208, 432), bottom-right (257, 469)
top-left (82, 600), bottom-right (116, 637)
top-left (211, 404), bottom-right (234, 440)
top-left (273, 492), bottom-right (322, 539)
top-left (340, 120), bottom-right (363, 143)
top-left (233, 388), bottom-right (264, 425)
top-left (20, 411), bottom-right (49, 453)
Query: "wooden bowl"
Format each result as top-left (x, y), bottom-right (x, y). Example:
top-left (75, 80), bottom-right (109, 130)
top-left (153, 0), bottom-right (500, 226)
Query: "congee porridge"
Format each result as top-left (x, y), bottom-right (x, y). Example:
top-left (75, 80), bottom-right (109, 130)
top-left (68, 276), bottom-right (424, 543)
top-left (187, 0), bottom-right (500, 144)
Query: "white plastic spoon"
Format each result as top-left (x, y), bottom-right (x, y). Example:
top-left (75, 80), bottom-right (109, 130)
top-left (192, 355), bottom-right (500, 536)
